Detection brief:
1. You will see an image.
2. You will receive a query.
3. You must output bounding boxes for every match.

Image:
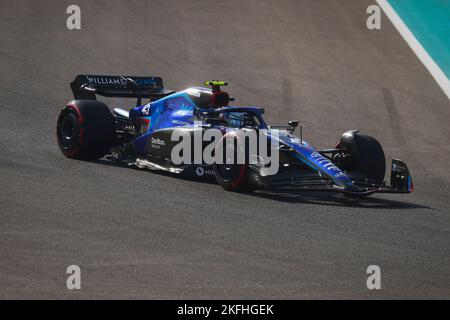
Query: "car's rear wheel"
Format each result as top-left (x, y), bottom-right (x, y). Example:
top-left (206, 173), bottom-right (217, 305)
top-left (57, 100), bottom-right (115, 159)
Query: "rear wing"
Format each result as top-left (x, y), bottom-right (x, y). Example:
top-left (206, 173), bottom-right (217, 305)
top-left (70, 75), bottom-right (174, 103)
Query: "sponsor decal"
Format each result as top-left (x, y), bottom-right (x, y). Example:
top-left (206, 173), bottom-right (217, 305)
top-left (310, 151), bottom-right (344, 177)
top-left (85, 76), bottom-right (157, 88)
top-left (151, 137), bottom-right (166, 148)
top-left (195, 167), bottom-right (214, 176)
top-left (195, 167), bottom-right (205, 176)
top-left (135, 78), bottom-right (157, 87)
top-left (172, 119), bottom-right (190, 126)
top-left (86, 76), bottom-right (127, 87)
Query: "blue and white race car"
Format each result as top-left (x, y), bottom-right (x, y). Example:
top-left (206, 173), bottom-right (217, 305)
top-left (56, 75), bottom-right (413, 196)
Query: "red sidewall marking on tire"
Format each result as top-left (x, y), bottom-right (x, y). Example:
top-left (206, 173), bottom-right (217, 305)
top-left (66, 104), bottom-right (84, 124)
top-left (221, 132), bottom-right (247, 189)
top-left (231, 164), bottom-right (246, 189)
top-left (66, 104), bottom-right (84, 144)
top-left (58, 104), bottom-right (84, 156)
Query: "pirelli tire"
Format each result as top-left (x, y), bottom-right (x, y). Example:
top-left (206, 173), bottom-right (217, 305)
top-left (57, 100), bottom-right (115, 159)
top-left (336, 130), bottom-right (386, 184)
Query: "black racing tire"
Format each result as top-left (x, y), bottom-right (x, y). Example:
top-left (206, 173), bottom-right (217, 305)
top-left (56, 100), bottom-right (115, 159)
top-left (214, 163), bottom-right (253, 192)
top-left (337, 131), bottom-right (386, 184)
top-left (213, 134), bottom-right (255, 192)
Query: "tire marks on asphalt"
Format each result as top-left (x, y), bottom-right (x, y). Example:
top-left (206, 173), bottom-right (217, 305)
top-left (382, 87), bottom-right (406, 146)
top-left (382, 87), bottom-right (427, 173)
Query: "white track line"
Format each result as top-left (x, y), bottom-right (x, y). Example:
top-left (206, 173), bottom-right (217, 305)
top-left (376, 0), bottom-right (450, 99)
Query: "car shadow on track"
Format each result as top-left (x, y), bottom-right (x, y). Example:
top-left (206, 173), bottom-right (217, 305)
top-left (95, 158), bottom-right (430, 210)
top-left (251, 190), bottom-right (431, 210)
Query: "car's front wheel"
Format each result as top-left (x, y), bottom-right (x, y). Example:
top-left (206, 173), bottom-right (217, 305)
top-left (334, 130), bottom-right (386, 184)
top-left (213, 134), bottom-right (255, 192)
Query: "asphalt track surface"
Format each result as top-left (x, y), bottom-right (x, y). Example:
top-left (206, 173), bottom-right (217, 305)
top-left (1, 0), bottom-right (450, 299)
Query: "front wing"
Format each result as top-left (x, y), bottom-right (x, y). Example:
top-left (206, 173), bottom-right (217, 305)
top-left (260, 159), bottom-right (413, 195)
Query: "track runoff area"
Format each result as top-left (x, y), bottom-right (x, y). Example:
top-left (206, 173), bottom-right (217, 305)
top-left (377, 0), bottom-right (450, 99)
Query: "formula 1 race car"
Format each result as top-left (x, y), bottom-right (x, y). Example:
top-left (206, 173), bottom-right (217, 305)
top-left (56, 75), bottom-right (413, 196)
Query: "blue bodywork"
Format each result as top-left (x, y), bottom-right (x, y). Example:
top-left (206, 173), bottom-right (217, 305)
top-left (130, 91), bottom-right (197, 153)
top-left (270, 131), bottom-right (354, 189)
top-left (128, 88), bottom-right (355, 190)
